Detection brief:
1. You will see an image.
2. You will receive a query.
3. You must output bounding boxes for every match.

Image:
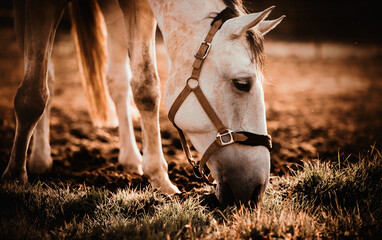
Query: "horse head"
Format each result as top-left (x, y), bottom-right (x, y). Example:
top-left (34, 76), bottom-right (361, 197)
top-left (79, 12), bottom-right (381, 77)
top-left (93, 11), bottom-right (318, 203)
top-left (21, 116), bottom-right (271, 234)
top-left (157, 1), bottom-right (284, 205)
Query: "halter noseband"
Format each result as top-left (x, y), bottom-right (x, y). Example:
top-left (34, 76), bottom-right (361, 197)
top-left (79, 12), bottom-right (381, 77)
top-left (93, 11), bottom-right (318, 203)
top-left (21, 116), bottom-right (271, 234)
top-left (168, 8), bottom-right (272, 183)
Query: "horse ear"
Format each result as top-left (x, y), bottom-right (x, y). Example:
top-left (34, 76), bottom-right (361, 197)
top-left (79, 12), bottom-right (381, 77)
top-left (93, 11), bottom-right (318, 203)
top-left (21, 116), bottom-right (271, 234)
top-left (222, 6), bottom-right (275, 37)
top-left (255, 15), bottom-right (285, 35)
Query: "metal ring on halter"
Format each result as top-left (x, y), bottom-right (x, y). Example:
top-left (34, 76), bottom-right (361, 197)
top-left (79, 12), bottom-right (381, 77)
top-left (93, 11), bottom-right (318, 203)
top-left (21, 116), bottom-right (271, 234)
top-left (186, 77), bottom-right (199, 89)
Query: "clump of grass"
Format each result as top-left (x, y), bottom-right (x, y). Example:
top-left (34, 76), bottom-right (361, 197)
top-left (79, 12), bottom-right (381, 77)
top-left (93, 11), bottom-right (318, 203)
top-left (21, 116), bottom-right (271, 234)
top-left (289, 148), bottom-right (382, 238)
top-left (80, 189), bottom-right (210, 239)
top-left (205, 148), bottom-right (382, 239)
top-left (0, 183), bottom-right (107, 240)
top-left (0, 183), bottom-right (210, 240)
top-left (204, 177), bottom-right (322, 239)
top-left (293, 153), bottom-right (381, 210)
top-left (0, 148), bottom-right (381, 239)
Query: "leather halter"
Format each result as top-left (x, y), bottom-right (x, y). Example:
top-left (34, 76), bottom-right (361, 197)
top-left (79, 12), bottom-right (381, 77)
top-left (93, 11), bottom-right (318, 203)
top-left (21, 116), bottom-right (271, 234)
top-left (168, 8), bottom-right (272, 183)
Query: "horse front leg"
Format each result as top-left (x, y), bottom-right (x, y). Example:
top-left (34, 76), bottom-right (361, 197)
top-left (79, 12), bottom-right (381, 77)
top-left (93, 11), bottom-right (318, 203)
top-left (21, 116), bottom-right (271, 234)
top-left (98, 0), bottom-right (143, 174)
top-left (1, 0), bottom-right (66, 183)
top-left (119, 0), bottom-right (179, 194)
top-left (29, 61), bottom-right (54, 174)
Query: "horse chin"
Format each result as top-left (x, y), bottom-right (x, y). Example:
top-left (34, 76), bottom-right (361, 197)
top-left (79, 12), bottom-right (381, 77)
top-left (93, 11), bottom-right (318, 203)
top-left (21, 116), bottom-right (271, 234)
top-left (215, 181), bottom-right (236, 206)
top-left (209, 145), bottom-right (270, 206)
top-left (215, 180), bottom-right (265, 206)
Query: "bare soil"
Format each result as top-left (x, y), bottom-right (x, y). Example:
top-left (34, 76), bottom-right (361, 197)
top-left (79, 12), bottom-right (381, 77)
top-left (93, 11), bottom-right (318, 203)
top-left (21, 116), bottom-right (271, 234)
top-left (1, 26), bottom-right (381, 196)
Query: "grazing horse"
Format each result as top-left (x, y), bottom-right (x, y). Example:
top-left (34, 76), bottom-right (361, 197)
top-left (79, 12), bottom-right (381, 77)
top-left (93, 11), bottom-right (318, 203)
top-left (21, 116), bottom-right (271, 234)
top-left (1, 0), bottom-right (283, 205)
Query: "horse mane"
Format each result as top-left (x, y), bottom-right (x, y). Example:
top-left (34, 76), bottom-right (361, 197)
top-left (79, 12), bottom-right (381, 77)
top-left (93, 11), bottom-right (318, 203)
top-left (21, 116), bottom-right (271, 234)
top-left (222, 0), bottom-right (266, 70)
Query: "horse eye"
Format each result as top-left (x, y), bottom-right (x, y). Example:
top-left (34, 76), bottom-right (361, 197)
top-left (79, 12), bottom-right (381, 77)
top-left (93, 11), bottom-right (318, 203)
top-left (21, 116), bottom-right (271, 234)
top-left (232, 79), bottom-right (251, 92)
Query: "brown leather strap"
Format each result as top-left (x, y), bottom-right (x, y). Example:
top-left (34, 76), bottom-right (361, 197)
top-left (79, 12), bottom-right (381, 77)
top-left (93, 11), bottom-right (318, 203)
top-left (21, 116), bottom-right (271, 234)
top-left (175, 126), bottom-right (194, 163)
top-left (168, 85), bottom-right (192, 125)
top-left (199, 138), bottom-right (220, 176)
top-left (198, 132), bottom-right (249, 175)
top-left (193, 86), bottom-right (226, 133)
top-left (168, 19), bottom-right (224, 125)
top-left (167, 19), bottom-right (226, 183)
top-left (191, 19), bottom-right (223, 79)
top-left (235, 131), bottom-right (272, 151)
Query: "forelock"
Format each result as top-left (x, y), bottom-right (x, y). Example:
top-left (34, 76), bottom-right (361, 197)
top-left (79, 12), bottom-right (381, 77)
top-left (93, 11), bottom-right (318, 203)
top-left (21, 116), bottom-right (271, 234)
top-left (222, 0), bottom-right (266, 70)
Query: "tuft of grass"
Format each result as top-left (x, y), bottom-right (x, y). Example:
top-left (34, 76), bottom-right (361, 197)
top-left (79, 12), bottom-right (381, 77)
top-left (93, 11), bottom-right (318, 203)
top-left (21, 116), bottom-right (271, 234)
top-left (0, 184), bottom-right (210, 240)
top-left (288, 148), bottom-right (382, 239)
top-left (0, 148), bottom-right (381, 239)
top-left (0, 183), bottom-right (107, 240)
top-left (82, 189), bottom-right (210, 239)
top-left (204, 176), bottom-right (322, 239)
top-left (204, 148), bottom-right (382, 239)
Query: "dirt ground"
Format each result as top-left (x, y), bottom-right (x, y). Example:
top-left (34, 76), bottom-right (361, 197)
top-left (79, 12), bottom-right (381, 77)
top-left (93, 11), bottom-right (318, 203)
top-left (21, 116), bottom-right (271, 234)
top-left (1, 25), bottom-right (381, 196)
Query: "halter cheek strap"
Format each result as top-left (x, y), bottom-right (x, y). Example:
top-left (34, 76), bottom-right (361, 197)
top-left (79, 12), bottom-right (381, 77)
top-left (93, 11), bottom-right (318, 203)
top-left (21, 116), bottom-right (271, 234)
top-left (168, 8), bottom-right (272, 183)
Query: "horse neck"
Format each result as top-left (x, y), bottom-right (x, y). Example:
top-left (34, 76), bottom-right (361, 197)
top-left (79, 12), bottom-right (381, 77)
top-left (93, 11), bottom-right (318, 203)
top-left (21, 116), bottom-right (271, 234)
top-left (148, 0), bottom-right (226, 70)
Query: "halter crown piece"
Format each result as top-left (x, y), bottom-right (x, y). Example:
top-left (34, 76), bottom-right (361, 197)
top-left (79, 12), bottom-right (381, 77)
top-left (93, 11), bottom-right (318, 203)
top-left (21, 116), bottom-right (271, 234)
top-left (168, 8), bottom-right (272, 183)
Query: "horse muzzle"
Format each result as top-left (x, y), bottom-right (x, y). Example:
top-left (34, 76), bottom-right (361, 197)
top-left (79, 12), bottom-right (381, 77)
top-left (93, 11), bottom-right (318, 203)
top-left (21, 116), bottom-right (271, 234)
top-left (209, 145), bottom-right (270, 206)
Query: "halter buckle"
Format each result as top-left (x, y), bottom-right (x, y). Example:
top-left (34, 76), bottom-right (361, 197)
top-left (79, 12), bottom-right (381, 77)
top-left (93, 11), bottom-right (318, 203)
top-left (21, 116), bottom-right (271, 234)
top-left (217, 129), bottom-right (235, 146)
top-left (194, 41), bottom-right (211, 60)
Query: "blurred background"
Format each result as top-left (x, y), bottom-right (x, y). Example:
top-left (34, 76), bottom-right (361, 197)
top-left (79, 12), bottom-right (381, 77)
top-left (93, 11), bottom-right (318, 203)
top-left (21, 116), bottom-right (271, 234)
top-left (0, 0), bottom-right (381, 188)
top-left (1, 0), bottom-right (381, 42)
top-left (246, 0), bottom-right (381, 43)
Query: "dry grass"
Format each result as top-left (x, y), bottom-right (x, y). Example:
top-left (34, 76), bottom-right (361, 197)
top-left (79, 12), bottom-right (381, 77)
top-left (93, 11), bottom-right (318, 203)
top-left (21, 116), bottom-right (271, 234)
top-left (0, 148), bottom-right (381, 239)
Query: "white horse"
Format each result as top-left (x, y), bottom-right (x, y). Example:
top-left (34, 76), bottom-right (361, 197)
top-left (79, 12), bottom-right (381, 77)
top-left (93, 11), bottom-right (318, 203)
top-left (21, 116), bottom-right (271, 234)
top-left (1, 0), bottom-right (283, 205)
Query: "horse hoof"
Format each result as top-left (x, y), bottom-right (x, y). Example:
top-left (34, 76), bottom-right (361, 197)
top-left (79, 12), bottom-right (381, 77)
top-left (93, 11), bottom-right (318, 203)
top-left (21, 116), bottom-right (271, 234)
top-left (118, 150), bottom-right (143, 175)
top-left (159, 182), bottom-right (181, 195)
top-left (1, 168), bottom-right (28, 184)
top-left (147, 171), bottom-right (180, 195)
top-left (28, 158), bottom-right (53, 174)
top-left (121, 163), bottom-right (143, 175)
top-left (29, 149), bottom-right (53, 174)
